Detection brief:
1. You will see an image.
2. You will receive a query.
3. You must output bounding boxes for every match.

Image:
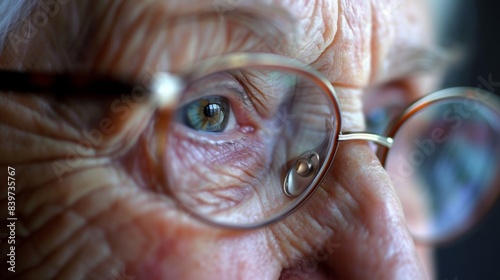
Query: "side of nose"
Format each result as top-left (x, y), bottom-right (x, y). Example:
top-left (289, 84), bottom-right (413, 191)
top-left (313, 141), bottom-right (432, 279)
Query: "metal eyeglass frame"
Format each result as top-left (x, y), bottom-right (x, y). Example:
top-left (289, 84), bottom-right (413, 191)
top-left (1, 52), bottom-right (499, 244)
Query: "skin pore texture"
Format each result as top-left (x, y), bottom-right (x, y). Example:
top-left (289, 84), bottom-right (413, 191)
top-left (0, 0), bottom-right (442, 279)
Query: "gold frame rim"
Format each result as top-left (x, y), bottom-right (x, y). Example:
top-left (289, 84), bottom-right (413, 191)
top-left (156, 52), bottom-right (343, 230)
top-left (377, 87), bottom-right (500, 245)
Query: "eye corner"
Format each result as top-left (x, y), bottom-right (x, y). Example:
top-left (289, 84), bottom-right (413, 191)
top-left (363, 81), bottom-right (417, 134)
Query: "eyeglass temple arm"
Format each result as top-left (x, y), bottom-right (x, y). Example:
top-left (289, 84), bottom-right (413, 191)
top-left (338, 132), bottom-right (394, 148)
top-left (0, 69), bottom-right (183, 107)
top-left (0, 69), bottom-right (136, 96)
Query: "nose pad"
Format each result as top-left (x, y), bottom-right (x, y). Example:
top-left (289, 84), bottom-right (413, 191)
top-left (283, 151), bottom-right (320, 197)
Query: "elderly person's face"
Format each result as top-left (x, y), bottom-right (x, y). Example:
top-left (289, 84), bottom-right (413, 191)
top-left (2, 0), bottom-right (440, 279)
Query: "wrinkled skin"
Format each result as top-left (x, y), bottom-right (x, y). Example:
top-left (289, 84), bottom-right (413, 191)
top-left (0, 0), bottom-right (440, 279)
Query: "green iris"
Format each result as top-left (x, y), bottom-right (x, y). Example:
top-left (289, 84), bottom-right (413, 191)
top-left (182, 96), bottom-right (230, 132)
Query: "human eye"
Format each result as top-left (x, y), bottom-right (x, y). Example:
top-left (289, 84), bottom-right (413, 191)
top-left (179, 96), bottom-right (231, 133)
top-left (173, 72), bottom-right (252, 137)
top-left (172, 69), bottom-right (302, 142)
top-left (363, 85), bottom-right (410, 135)
top-left (365, 103), bottom-right (406, 134)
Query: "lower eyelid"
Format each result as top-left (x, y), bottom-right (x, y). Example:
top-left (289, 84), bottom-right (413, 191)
top-left (168, 123), bottom-right (265, 165)
top-left (171, 116), bottom-right (255, 143)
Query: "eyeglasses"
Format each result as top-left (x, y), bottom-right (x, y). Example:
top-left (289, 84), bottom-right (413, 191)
top-left (2, 53), bottom-right (500, 244)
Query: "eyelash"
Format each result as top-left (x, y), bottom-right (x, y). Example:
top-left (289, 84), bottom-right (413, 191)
top-left (173, 72), bottom-right (259, 143)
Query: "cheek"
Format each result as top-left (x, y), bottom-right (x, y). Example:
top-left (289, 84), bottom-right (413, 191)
top-left (164, 125), bottom-right (278, 219)
top-left (133, 228), bottom-right (279, 279)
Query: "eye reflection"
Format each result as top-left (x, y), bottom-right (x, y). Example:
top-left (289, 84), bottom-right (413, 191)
top-left (181, 96), bottom-right (231, 132)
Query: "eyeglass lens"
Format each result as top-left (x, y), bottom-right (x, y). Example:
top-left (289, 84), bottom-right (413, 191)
top-left (385, 95), bottom-right (500, 242)
top-left (163, 66), bottom-right (340, 226)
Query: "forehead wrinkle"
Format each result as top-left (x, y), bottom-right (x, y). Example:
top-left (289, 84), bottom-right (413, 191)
top-left (286, 0), bottom-right (338, 62)
top-left (130, 0), bottom-right (298, 49)
top-left (287, 0), bottom-right (436, 89)
top-left (86, 0), bottom-right (299, 74)
top-left (301, 0), bottom-right (371, 88)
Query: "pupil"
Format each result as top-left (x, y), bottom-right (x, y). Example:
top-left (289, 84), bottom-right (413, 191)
top-left (180, 96), bottom-right (229, 132)
top-left (204, 103), bottom-right (220, 118)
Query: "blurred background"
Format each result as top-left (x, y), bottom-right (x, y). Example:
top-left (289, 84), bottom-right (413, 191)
top-left (436, 0), bottom-right (500, 279)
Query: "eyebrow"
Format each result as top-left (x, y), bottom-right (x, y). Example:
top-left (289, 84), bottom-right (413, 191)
top-left (0, 1), bottom-right (298, 97)
top-left (141, 1), bottom-right (298, 55)
top-left (375, 45), bottom-right (459, 84)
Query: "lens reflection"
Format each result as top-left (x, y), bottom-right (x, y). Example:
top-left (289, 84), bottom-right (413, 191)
top-left (386, 96), bottom-right (500, 242)
top-left (164, 66), bottom-right (339, 227)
